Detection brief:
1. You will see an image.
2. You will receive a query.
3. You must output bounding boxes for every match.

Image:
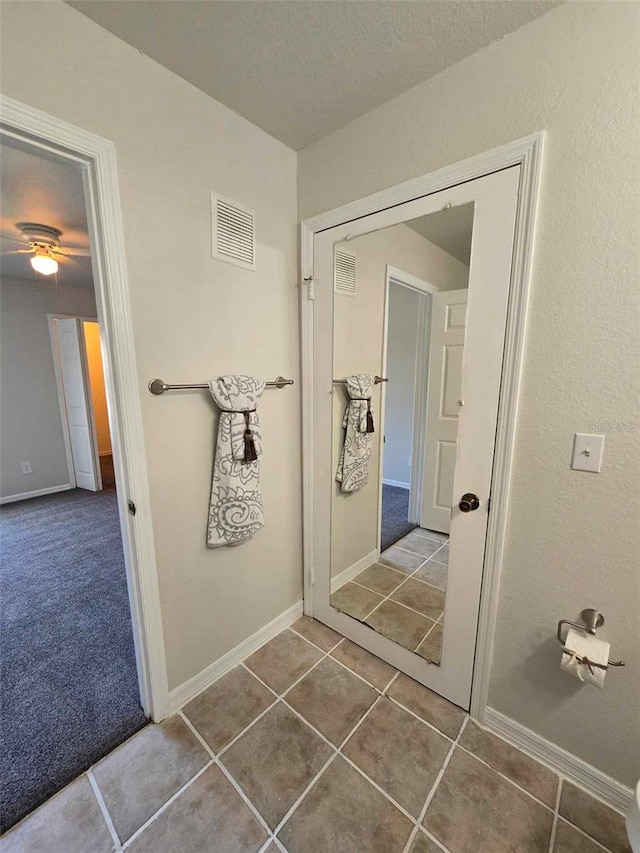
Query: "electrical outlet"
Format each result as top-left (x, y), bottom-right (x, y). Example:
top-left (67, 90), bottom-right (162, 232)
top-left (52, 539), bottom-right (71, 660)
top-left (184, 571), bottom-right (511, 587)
top-left (21, 461), bottom-right (33, 475)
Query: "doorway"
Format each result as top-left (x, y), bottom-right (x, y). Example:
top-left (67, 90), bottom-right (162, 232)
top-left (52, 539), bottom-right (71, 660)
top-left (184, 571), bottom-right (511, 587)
top-left (378, 266), bottom-right (438, 551)
top-left (0, 98), bottom-right (166, 833)
top-left (83, 320), bottom-right (116, 488)
top-left (49, 315), bottom-right (113, 493)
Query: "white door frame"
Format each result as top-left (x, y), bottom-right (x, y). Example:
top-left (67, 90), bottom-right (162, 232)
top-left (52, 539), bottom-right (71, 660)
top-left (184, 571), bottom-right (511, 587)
top-left (300, 132), bottom-right (545, 721)
top-left (1, 95), bottom-right (169, 721)
top-left (378, 266), bottom-right (437, 548)
top-left (48, 313), bottom-right (101, 491)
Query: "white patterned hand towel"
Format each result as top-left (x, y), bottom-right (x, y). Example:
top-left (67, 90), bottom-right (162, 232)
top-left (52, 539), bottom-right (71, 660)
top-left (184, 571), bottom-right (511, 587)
top-left (207, 375), bottom-right (266, 547)
top-left (336, 374), bottom-right (376, 494)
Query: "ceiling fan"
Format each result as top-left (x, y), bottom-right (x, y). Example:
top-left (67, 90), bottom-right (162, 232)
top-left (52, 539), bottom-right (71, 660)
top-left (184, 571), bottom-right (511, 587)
top-left (0, 222), bottom-right (91, 276)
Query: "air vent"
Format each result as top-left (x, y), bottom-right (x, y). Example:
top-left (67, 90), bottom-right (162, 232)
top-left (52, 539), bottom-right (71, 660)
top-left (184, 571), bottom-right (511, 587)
top-left (211, 194), bottom-right (255, 270)
top-left (334, 248), bottom-right (356, 296)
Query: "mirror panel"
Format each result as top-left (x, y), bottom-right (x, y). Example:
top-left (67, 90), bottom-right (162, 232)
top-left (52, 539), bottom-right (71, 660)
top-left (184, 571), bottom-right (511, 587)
top-left (329, 205), bottom-right (474, 665)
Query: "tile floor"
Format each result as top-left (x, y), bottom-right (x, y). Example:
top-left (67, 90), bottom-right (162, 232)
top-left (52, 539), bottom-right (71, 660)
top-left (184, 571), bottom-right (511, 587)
top-left (3, 618), bottom-right (631, 853)
top-left (331, 527), bottom-right (449, 662)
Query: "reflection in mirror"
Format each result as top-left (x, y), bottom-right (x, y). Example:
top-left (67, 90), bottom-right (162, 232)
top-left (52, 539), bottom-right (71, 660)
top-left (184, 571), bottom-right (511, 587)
top-left (330, 204), bottom-right (474, 664)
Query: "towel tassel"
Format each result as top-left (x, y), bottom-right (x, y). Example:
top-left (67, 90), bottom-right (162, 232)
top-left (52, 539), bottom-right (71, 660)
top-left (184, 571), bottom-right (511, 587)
top-left (243, 411), bottom-right (258, 463)
top-left (365, 399), bottom-right (375, 434)
top-left (352, 396), bottom-right (375, 434)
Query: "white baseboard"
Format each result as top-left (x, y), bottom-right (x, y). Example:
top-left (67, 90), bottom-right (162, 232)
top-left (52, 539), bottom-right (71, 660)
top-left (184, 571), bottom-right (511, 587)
top-left (382, 478), bottom-right (410, 490)
top-left (484, 707), bottom-right (633, 814)
top-left (0, 483), bottom-right (72, 505)
top-left (168, 600), bottom-right (304, 714)
top-left (331, 548), bottom-right (379, 594)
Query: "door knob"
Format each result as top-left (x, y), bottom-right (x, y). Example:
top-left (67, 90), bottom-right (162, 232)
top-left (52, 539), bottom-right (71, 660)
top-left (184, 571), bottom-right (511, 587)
top-left (459, 493), bottom-right (480, 512)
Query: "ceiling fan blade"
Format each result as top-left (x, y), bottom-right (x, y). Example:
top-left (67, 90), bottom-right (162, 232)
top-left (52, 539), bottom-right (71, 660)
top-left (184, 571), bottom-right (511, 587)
top-left (1, 249), bottom-right (33, 255)
top-left (57, 254), bottom-right (79, 266)
top-left (0, 234), bottom-right (30, 246)
top-left (55, 246), bottom-right (91, 257)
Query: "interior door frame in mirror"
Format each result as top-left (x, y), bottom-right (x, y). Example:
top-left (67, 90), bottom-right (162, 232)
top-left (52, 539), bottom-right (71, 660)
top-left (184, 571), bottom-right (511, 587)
top-left (378, 266), bottom-right (437, 544)
top-left (300, 132), bottom-right (545, 722)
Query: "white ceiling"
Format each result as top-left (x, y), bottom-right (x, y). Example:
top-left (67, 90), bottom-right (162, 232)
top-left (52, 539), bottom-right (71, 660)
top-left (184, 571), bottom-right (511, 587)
top-left (408, 203), bottom-right (475, 265)
top-left (0, 141), bottom-right (94, 288)
top-left (68, 0), bottom-right (560, 150)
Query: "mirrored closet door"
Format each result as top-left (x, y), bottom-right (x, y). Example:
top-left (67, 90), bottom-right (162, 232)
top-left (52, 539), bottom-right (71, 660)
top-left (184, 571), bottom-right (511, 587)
top-left (309, 167), bottom-right (520, 709)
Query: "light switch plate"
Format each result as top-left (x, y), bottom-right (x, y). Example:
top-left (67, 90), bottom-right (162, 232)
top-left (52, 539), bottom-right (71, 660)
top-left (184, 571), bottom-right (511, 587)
top-left (571, 433), bottom-right (605, 473)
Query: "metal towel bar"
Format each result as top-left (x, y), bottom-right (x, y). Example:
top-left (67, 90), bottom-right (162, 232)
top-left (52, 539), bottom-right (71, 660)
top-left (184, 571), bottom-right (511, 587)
top-left (148, 376), bottom-right (294, 395)
top-left (333, 376), bottom-right (388, 385)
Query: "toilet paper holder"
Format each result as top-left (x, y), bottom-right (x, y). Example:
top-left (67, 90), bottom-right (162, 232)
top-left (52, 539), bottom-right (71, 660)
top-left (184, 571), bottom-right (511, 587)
top-left (557, 608), bottom-right (626, 669)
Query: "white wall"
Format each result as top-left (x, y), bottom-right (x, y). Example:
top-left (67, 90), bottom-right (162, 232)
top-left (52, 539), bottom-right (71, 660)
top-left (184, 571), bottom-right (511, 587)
top-left (332, 224), bottom-right (469, 576)
top-left (0, 276), bottom-right (97, 499)
top-left (300, 1), bottom-right (640, 786)
top-left (383, 283), bottom-right (420, 488)
top-left (0, 1), bottom-right (300, 692)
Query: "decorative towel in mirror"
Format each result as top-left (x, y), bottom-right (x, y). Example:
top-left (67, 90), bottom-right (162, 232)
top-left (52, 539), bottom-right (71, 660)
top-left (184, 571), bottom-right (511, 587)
top-left (207, 375), bottom-right (265, 547)
top-left (335, 374), bottom-right (376, 494)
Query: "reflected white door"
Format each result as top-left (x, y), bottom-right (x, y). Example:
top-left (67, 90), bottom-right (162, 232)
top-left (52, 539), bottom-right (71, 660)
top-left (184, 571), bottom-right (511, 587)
top-left (421, 289), bottom-right (468, 533)
top-left (56, 318), bottom-right (102, 491)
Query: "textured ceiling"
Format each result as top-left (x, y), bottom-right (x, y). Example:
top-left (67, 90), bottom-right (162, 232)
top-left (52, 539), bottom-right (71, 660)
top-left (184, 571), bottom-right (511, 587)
top-left (0, 140), bottom-right (94, 288)
top-left (408, 203), bottom-right (474, 265)
top-left (68, 0), bottom-right (560, 150)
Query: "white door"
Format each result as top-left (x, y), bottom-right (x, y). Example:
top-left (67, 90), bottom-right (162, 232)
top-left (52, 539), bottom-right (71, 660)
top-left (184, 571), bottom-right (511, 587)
top-left (421, 289), bottom-right (468, 533)
top-left (311, 166), bottom-right (520, 709)
top-left (56, 318), bottom-right (102, 491)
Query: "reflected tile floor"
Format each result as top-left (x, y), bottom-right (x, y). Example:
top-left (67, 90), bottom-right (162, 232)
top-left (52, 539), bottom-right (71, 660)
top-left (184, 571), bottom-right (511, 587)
top-left (3, 616), bottom-right (630, 853)
top-left (331, 528), bottom-right (448, 663)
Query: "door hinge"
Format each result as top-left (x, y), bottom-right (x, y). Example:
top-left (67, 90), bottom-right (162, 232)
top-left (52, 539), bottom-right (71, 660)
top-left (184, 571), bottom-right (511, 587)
top-left (303, 276), bottom-right (315, 301)
top-left (128, 499), bottom-right (137, 517)
top-left (308, 566), bottom-right (315, 586)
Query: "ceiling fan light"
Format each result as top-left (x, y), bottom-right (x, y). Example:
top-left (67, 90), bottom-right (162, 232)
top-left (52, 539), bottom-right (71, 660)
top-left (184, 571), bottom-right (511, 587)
top-left (31, 253), bottom-right (58, 276)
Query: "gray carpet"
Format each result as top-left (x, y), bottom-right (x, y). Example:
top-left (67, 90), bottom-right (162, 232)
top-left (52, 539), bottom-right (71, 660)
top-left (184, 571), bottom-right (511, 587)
top-left (0, 488), bottom-right (148, 832)
top-left (381, 484), bottom-right (416, 551)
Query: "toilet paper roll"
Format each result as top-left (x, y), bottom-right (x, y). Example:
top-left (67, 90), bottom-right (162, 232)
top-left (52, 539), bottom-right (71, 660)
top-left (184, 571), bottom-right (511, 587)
top-left (561, 628), bottom-right (609, 688)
